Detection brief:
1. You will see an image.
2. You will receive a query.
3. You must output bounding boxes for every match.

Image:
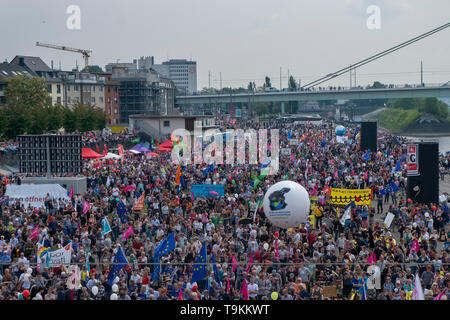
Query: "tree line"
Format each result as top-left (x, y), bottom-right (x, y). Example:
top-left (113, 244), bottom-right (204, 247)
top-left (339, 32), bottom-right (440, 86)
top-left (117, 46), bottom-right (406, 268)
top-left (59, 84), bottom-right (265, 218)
top-left (0, 75), bottom-right (106, 139)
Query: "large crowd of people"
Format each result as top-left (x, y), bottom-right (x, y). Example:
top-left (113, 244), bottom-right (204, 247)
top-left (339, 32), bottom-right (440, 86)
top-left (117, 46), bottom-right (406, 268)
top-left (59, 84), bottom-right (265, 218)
top-left (0, 118), bottom-right (448, 300)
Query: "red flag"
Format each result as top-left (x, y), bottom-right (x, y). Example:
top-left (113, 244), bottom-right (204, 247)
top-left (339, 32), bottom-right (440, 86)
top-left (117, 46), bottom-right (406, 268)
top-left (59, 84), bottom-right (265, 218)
top-left (226, 277), bottom-right (230, 294)
top-left (178, 288), bottom-right (183, 300)
top-left (103, 143), bottom-right (107, 155)
top-left (241, 279), bottom-right (249, 300)
top-left (68, 186), bottom-right (73, 198)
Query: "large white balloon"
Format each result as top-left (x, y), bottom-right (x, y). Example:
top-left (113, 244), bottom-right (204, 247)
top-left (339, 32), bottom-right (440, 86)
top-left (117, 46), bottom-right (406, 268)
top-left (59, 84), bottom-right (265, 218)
top-left (112, 284), bottom-right (119, 293)
top-left (110, 293), bottom-right (118, 300)
top-left (91, 286), bottom-right (98, 296)
top-left (263, 181), bottom-right (310, 229)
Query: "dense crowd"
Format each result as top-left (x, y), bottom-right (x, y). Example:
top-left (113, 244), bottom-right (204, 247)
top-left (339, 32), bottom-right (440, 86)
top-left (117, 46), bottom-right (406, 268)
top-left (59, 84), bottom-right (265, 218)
top-left (0, 118), bottom-right (448, 300)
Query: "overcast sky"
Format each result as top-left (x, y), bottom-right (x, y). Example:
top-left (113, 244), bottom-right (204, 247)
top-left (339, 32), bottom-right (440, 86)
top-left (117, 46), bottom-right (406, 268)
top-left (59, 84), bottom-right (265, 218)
top-left (1, 0), bottom-right (449, 89)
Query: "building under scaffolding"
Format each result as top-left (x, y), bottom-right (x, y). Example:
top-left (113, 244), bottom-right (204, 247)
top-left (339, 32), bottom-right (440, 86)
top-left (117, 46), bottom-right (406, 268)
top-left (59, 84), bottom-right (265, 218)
top-left (111, 66), bottom-right (175, 123)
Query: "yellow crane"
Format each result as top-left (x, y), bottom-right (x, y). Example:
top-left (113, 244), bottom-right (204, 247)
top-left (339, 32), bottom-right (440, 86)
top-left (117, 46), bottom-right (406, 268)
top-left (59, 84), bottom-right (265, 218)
top-left (36, 42), bottom-right (92, 71)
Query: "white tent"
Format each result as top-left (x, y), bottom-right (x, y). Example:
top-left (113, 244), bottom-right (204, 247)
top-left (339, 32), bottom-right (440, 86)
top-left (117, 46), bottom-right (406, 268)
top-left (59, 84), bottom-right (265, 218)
top-left (101, 152), bottom-right (122, 160)
top-left (0, 168), bottom-right (12, 176)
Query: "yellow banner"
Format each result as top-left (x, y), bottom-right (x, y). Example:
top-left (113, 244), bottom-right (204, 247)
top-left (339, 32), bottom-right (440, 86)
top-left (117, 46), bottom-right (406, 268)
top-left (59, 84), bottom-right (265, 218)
top-left (328, 188), bottom-right (372, 206)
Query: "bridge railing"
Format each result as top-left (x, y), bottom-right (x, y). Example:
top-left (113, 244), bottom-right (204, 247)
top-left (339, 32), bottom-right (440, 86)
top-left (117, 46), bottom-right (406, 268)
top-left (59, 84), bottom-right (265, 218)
top-left (177, 82), bottom-right (449, 97)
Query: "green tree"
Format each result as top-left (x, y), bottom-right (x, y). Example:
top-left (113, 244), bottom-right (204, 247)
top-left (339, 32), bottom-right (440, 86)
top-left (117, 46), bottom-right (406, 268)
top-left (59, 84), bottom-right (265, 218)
top-left (265, 76), bottom-right (271, 89)
top-left (3, 75), bottom-right (50, 138)
top-left (47, 104), bottom-right (64, 131)
top-left (288, 76), bottom-right (297, 91)
top-left (82, 65), bottom-right (103, 73)
top-left (63, 107), bottom-right (79, 132)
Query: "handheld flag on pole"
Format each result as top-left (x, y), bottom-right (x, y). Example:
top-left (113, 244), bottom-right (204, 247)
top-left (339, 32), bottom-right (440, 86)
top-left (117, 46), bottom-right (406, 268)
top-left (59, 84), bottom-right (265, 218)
top-left (211, 252), bottom-right (221, 285)
top-left (29, 225), bottom-right (39, 241)
top-left (241, 279), bottom-right (249, 300)
top-left (412, 274), bottom-right (425, 300)
top-left (231, 256), bottom-right (238, 272)
top-left (121, 226), bottom-right (134, 240)
top-left (83, 200), bottom-right (90, 214)
top-left (101, 218), bottom-right (112, 237)
top-left (107, 246), bottom-right (128, 285)
top-left (153, 232), bottom-right (176, 260)
top-left (380, 182), bottom-right (400, 195)
top-left (340, 201), bottom-right (355, 226)
top-left (190, 242), bottom-right (207, 283)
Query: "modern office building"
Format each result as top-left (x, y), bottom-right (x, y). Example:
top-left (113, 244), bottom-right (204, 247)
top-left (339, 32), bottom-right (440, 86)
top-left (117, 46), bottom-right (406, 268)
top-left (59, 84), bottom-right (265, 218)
top-left (161, 59), bottom-right (197, 94)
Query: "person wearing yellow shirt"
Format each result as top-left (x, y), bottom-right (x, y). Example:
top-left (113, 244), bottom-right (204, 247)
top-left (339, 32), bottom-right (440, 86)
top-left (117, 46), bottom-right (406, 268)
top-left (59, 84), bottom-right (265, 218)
top-left (314, 205), bottom-right (324, 229)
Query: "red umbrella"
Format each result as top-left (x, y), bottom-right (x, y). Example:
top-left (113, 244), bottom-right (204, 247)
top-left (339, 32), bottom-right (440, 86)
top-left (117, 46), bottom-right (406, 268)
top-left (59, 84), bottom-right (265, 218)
top-left (146, 152), bottom-right (159, 156)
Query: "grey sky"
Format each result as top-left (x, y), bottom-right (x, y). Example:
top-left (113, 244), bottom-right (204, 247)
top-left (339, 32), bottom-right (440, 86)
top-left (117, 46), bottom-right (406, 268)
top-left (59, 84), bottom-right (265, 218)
top-left (1, 0), bottom-right (449, 89)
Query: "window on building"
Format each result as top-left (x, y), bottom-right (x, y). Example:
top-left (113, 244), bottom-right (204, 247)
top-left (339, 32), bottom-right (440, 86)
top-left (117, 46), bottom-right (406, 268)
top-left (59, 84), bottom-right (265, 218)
top-left (57, 85), bottom-right (61, 94)
top-left (75, 97), bottom-right (79, 103)
top-left (57, 97), bottom-right (61, 104)
top-left (114, 108), bottom-right (118, 114)
top-left (67, 85), bottom-right (71, 92)
top-left (74, 85), bottom-right (79, 92)
top-left (68, 97), bottom-right (71, 103)
top-left (99, 97), bottom-right (104, 103)
top-left (91, 97), bottom-right (96, 103)
top-left (163, 120), bottom-right (170, 127)
top-left (47, 85), bottom-right (52, 93)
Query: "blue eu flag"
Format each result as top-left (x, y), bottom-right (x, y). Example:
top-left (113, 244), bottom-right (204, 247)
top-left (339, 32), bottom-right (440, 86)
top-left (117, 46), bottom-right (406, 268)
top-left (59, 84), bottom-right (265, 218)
top-left (190, 242), bottom-right (207, 283)
top-left (395, 160), bottom-right (402, 172)
top-left (154, 232), bottom-right (176, 260)
top-left (107, 246), bottom-right (128, 285)
top-left (380, 182), bottom-right (399, 195)
top-left (211, 253), bottom-right (221, 285)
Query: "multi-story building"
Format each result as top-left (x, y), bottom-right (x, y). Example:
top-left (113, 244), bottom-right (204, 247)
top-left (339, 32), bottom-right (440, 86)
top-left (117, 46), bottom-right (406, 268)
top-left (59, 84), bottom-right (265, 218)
top-left (98, 73), bottom-right (120, 125)
top-left (9, 56), bottom-right (65, 106)
top-left (112, 66), bottom-right (175, 124)
top-left (161, 59), bottom-right (197, 94)
top-left (105, 60), bottom-right (137, 73)
top-left (63, 71), bottom-right (105, 110)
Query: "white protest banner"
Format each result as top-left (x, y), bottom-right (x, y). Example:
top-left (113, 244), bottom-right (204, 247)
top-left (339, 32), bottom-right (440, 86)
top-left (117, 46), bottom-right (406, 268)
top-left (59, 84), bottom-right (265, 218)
top-left (38, 242), bottom-right (72, 268)
top-left (281, 148), bottom-right (291, 156)
top-left (5, 184), bottom-right (69, 208)
top-left (289, 139), bottom-right (299, 146)
top-left (384, 212), bottom-right (395, 228)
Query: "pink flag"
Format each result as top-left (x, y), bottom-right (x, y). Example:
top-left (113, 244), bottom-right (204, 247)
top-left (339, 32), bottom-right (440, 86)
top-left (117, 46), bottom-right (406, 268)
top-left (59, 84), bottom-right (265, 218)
top-left (232, 256), bottom-right (238, 272)
top-left (226, 277), bottom-right (230, 294)
top-left (68, 186), bottom-right (73, 198)
top-left (83, 200), bottom-right (90, 214)
top-left (178, 288), bottom-right (183, 300)
top-left (313, 184), bottom-right (318, 196)
top-left (411, 239), bottom-right (420, 253)
top-left (191, 192), bottom-right (195, 202)
top-left (29, 225), bottom-right (39, 240)
top-left (433, 288), bottom-right (447, 300)
top-left (364, 171), bottom-right (368, 181)
top-left (121, 226), bottom-right (134, 240)
top-left (290, 154), bottom-right (294, 163)
top-left (246, 253), bottom-right (254, 272)
top-left (334, 170), bottom-right (339, 179)
top-left (241, 279), bottom-right (249, 300)
top-left (367, 252), bottom-right (376, 264)
top-left (275, 239), bottom-right (279, 260)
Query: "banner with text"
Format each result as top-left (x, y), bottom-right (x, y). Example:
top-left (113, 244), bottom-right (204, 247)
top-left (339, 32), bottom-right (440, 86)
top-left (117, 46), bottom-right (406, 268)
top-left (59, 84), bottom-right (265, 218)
top-left (328, 188), bottom-right (372, 206)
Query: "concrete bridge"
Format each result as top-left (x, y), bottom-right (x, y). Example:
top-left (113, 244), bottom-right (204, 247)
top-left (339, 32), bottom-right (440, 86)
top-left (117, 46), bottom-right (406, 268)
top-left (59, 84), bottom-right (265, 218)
top-left (175, 84), bottom-right (450, 107)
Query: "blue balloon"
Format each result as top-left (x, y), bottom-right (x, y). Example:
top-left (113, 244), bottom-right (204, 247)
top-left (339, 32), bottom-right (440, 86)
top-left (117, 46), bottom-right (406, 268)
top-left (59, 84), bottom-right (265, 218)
top-left (335, 125), bottom-right (346, 136)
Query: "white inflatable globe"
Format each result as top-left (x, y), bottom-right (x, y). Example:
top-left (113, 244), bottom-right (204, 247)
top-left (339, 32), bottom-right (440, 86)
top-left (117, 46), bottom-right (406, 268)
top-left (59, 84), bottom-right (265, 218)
top-left (335, 125), bottom-right (346, 136)
top-left (263, 181), bottom-right (310, 229)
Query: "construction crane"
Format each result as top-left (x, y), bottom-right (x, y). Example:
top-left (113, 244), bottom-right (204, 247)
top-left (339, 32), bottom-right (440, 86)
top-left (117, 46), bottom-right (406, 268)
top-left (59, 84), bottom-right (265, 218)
top-left (36, 42), bottom-right (92, 71)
